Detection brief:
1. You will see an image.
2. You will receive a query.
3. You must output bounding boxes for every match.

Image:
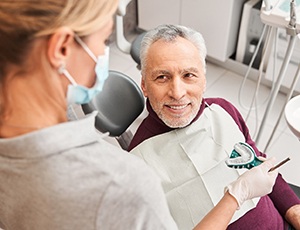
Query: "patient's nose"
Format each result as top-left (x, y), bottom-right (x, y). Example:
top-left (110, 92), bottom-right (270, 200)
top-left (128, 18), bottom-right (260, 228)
top-left (168, 77), bottom-right (186, 100)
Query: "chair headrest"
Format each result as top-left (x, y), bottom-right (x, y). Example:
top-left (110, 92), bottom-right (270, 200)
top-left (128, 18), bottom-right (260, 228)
top-left (130, 32), bottom-right (147, 67)
top-left (82, 70), bottom-right (145, 137)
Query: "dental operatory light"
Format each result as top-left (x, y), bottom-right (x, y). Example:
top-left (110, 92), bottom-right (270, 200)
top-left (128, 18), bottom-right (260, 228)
top-left (285, 94), bottom-right (300, 139)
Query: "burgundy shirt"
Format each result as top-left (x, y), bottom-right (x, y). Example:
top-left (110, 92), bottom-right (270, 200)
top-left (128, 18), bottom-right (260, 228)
top-left (128, 98), bottom-right (300, 230)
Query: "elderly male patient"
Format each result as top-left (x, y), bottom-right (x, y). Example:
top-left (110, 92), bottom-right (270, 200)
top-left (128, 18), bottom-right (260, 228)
top-left (128, 24), bottom-right (300, 230)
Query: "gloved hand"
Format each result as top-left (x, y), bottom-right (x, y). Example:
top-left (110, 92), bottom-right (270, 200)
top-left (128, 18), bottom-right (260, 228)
top-left (225, 157), bottom-right (278, 207)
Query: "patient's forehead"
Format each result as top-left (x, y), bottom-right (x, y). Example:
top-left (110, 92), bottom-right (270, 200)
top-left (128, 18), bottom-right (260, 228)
top-left (149, 36), bottom-right (197, 53)
top-left (145, 37), bottom-right (203, 74)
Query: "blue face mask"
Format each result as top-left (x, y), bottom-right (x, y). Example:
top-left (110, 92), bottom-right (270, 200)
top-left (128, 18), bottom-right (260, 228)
top-left (59, 35), bottom-right (109, 105)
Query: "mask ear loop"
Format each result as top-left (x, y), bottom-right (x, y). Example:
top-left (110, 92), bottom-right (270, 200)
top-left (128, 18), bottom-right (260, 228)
top-left (74, 34), bottom-right (97, 63)
top-left (58, 63), bottom-right (78, 86)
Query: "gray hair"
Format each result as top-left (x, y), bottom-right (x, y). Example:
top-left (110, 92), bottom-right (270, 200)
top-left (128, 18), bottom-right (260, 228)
top-left (140, 24), bottom-right (207, 76)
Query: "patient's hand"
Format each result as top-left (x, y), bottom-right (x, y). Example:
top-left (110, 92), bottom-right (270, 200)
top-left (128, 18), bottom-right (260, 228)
top-left (285, 204), bottom-right (300, 230)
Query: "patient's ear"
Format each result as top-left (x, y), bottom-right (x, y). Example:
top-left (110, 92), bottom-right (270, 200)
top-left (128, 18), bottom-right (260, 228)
top-left (141, 77), bottom-right (148, 97)
top-left (47, 27), bottom-right (74, 69)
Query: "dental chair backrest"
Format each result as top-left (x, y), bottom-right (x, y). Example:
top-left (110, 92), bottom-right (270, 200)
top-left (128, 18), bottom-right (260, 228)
top-left (116, 0), bottom-right (146, 68)
top-left (82, 70), bottom-right (145, 150)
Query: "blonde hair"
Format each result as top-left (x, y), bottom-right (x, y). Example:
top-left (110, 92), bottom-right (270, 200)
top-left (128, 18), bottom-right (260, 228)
top-left (0, 0), bottom-right (118, 118)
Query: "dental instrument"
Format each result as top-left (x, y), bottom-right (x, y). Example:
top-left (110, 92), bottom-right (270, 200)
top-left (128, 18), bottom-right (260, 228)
top-left (264, 62), bottom-right (300, 151)
top-left (268, 157), bottom-right (291, 171)
top-left (238, 0), bottom-right (279, 137)
top-left (255, 0), bottom-right (300, 149)
top-left (263, 0), bottom-right (273, 11)
top-left (238, 24), bottom-right (277, 136)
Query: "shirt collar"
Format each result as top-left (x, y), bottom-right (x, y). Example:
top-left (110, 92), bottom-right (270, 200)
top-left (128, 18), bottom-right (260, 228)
top-left (0, 111), bottom-right (100, 159)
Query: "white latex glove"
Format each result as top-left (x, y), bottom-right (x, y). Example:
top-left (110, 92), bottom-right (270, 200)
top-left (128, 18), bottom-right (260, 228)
top-left (225, 157), bottom-right (278, 207)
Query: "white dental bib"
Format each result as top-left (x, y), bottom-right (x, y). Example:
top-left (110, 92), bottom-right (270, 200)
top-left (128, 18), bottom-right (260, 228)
top-left (131, 104), bottom-right (259, 229)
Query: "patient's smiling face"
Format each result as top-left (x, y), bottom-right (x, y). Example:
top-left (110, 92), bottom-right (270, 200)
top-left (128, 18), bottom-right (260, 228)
top-left (141, 37), bottom-right (206, 128)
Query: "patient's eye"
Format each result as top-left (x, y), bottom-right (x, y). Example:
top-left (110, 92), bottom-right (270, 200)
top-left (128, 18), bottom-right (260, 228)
top-left (157, 75), bottom-right (167, 80)
top-left (155, 75), bottom-right (169, 83)
top-left (184, 73), bottom-right (196, 78)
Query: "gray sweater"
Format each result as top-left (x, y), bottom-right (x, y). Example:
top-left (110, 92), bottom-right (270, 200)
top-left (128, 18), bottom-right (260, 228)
top-left (0, 112), bottom-right (177, 230)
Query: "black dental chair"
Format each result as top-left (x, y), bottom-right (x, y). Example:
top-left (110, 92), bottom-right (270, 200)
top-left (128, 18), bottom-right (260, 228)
top-left (289, 183), bottom-right (300, 198)
top-left (81, 70), bottom-right (145, 150)
top-left (81, 0), bottom-right (147, 150)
